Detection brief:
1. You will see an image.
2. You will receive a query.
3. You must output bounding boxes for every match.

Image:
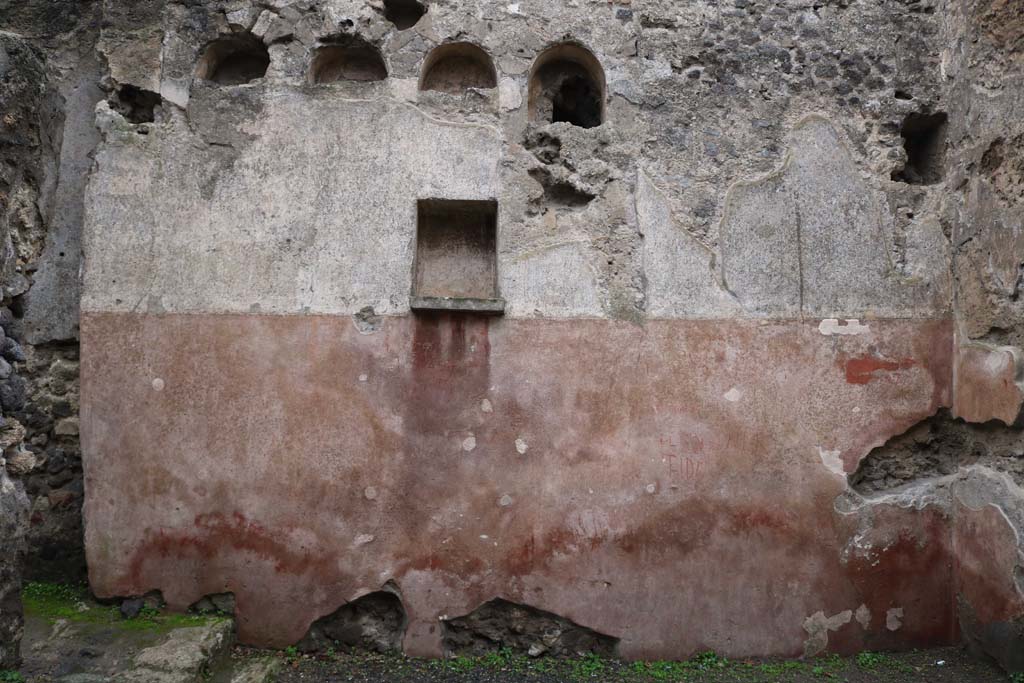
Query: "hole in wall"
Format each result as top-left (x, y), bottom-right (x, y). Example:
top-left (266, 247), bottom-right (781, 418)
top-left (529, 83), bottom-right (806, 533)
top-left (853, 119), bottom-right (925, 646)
top-left (848, 408), bottom-right (1024, 493)
top-left (528, 167), bottom-right (595, 208)
top-left (297, 590), bottom-right (407, 653)
top-left (413, 199), bottom-right (498, 300)
top-left (109, 85), bottom-right (161, 124)
top-left (196, 34), bottom-right (270, 85)
top-left (529, 44), bottom-right (605, 129)
top-left (189, 592), bottom-right (236, 615)
top-left (891, 111), bottom-right (948, 186)
top-left (442, 598), bottom-right (619, 657)
top-left (383, 0), bottom-right (426, 30)
top-left (420, 42), bottom-right (497, 94)
top-left (310, 39), bottom-right (387, 83)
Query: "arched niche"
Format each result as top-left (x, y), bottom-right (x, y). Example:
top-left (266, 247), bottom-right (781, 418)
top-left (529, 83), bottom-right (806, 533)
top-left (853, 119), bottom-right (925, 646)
top-left (419, 42), bottom-right (497, 94)
top-left (309, 39), bottom-right (387, 84)
top-left (528, 43), bottom-right (606, 128)
top-left (196, 34), bottom-right (270, 85)
top-left (383, 0), bottom-right (426, 30)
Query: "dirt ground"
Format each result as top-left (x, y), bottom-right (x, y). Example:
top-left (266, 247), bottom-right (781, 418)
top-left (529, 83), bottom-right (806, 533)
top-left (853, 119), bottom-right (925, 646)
top-left (258, 644), bottom-right (1015, 683)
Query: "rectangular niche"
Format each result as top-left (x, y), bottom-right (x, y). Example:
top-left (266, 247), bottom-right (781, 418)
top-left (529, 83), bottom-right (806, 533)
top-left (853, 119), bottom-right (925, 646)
top-left (411, 199), bottom-right (504, 314)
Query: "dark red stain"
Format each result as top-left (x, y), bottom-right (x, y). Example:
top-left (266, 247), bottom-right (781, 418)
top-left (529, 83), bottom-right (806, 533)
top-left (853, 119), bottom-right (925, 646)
top-left (954, 506), bottom-right (1024, 624)
top-left (124, 512), bottom-right (336, 590)
top-left (614, 500), bottom-right (815, 557)
top-left (836, 509), bottom-right (958, 653)
top-left (504, 527), bottom-right (606, 576)
top-left (845, 356), bottom-right (917, 384)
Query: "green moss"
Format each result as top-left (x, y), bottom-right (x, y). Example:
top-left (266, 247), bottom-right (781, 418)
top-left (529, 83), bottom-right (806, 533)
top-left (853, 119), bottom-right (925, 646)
top-left (22, 581), bottom-right (223, 633)
top-left (0, 670), bottom-right (25, 683)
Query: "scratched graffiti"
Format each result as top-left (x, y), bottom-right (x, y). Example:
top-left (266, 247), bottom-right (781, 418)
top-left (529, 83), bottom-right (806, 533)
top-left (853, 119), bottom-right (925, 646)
top-left (659, 433), bottom-right (707, 481)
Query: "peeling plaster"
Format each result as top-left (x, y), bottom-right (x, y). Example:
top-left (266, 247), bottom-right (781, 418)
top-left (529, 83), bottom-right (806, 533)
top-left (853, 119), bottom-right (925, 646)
top-left (803, 610), bottom-right (853, 657)
top-left (819, 319), bottom-right (871, 336)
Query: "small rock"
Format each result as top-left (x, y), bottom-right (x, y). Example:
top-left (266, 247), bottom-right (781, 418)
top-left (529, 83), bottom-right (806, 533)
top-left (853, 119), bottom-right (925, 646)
top-left (54, 418), bottom-right (80, 437)
top-left (0, 358), bottom-right (12, 379)
top-left (48, 489), bottom-right (76, 508)
top-left (1, 337), bottom-right (25, 363)
top-left (0, 419), bottom-right (26, 450)
top-left (0, 376), bottom-right (27, 411)
top-left (228, 657), bottom-right (282, 683)
top-left (120, 598), bottom-right (144, 619)
top-left (51, 359), bottom-right (79, 381)
top-left (5, 449), bottom-right (36, 476)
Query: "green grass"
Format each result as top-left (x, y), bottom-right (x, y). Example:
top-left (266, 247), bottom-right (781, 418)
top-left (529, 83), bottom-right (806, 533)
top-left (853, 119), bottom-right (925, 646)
top-left (0, 671), bottom-right (25, 683)
top-left (855, 650), bottom-right (887, 669)
top-left (21, 581), bottom-right (222, 632)
top-left (269, 645), bottom-right (1012, 683)
top-left (571, 652), bottom-right (606, 677)
top-left (1010, 672), bottom-right (1024, 683)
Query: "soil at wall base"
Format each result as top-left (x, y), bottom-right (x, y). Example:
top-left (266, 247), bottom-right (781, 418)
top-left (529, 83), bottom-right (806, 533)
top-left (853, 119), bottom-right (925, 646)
top-left (262, 645), bottom-right (1012, 683)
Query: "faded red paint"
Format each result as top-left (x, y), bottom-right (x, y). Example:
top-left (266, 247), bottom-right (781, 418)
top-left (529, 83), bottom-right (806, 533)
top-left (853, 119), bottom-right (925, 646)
top-left (953, 504), bottom-right (1024, 624)
top-left (844, 355), bottom-right (917, 384)
top-left (953, 343), bottom-right (1024, 425)
top-left (81, 313), bottom-right (959, 658)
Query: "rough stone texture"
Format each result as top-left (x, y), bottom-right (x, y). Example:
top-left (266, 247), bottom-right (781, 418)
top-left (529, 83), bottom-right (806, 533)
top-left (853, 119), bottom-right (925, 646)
top-left (850, 410), bottom-right (1024, 493)
top-left (19, 343), bottom-right (85, 582)
top-left (298, 590), bottom-right (405, 653)
top-left (940, 0), bottom-right (1024, 668)
top-left (443, 598), bottom-right (619, 658)
top-left (0, 2), bottom-right (95, 583)
top-left (20, 606), bottom-right (241, 682)
top-left (127, 620), bottom-right (234, 683)
top-left (0, 27), bottom-right (72, 666)
top-left (0, 459), bottom-right (29, 669)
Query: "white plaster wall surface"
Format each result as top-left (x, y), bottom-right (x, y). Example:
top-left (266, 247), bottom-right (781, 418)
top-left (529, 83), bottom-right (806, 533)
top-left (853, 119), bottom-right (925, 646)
top-left (84, 96), bottom-right (502, 317)
top-left (81, 0), bottom-right (955, 322)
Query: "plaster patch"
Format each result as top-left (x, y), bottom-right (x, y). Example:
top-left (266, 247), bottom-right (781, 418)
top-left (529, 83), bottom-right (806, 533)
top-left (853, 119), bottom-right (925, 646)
top-left (802, 609), bottom-right (853, 657)
top-left (151, 378), bottom-right (165, 391)
top-left (515, 438), bottom-right (528, 454)
top-left (462, 435), bottom-right (477, 452)
top-left (818, 447), bottom-right (845, 477)
top-left (818, 319), bottom-right (871, 336)
top-left (499, 77), bottom-right (523, 111)
top-left (499, 494), bottom-right (513, 507)
top-left (723, 387), bottom-right (742, 402)
top-left (886, 607), bottom-right (904, 631)
top-left (354, 534), bottom-right (375, 546)
top-left (481, 398), bottom-right (493, 413)
top-left (855, 604), bottom-right (871, 629)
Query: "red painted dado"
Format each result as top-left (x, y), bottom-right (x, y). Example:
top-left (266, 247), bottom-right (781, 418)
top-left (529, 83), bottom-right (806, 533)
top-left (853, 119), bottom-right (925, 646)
top-left (81, 312), bottom-right (956, 657)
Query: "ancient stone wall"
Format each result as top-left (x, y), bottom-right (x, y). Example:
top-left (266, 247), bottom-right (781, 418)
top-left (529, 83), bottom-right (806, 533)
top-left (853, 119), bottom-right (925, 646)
top-left (0, 0), bottom-right (1022, 672)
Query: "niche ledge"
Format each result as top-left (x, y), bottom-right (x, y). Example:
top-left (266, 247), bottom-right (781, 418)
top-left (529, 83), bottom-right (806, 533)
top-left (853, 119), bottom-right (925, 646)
top-left (410, 296), bottom-right (506, 315)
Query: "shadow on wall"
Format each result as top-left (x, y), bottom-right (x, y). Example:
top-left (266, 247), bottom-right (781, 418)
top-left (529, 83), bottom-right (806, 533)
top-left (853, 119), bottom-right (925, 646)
top-left (196, 34), bottom-right (270, 85)
top-left (309, 38), bottom-right (388, 84)
top-left (382, 0), bottom-right (426, 30)
top-left (297, 589), bottom-right (407, 654)
top-left (420, 42), bottom-right (497, 94)
top-left (442, 599), bottom-right (619, 658)
top-left (528, 43), bottom-right (606, 129)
